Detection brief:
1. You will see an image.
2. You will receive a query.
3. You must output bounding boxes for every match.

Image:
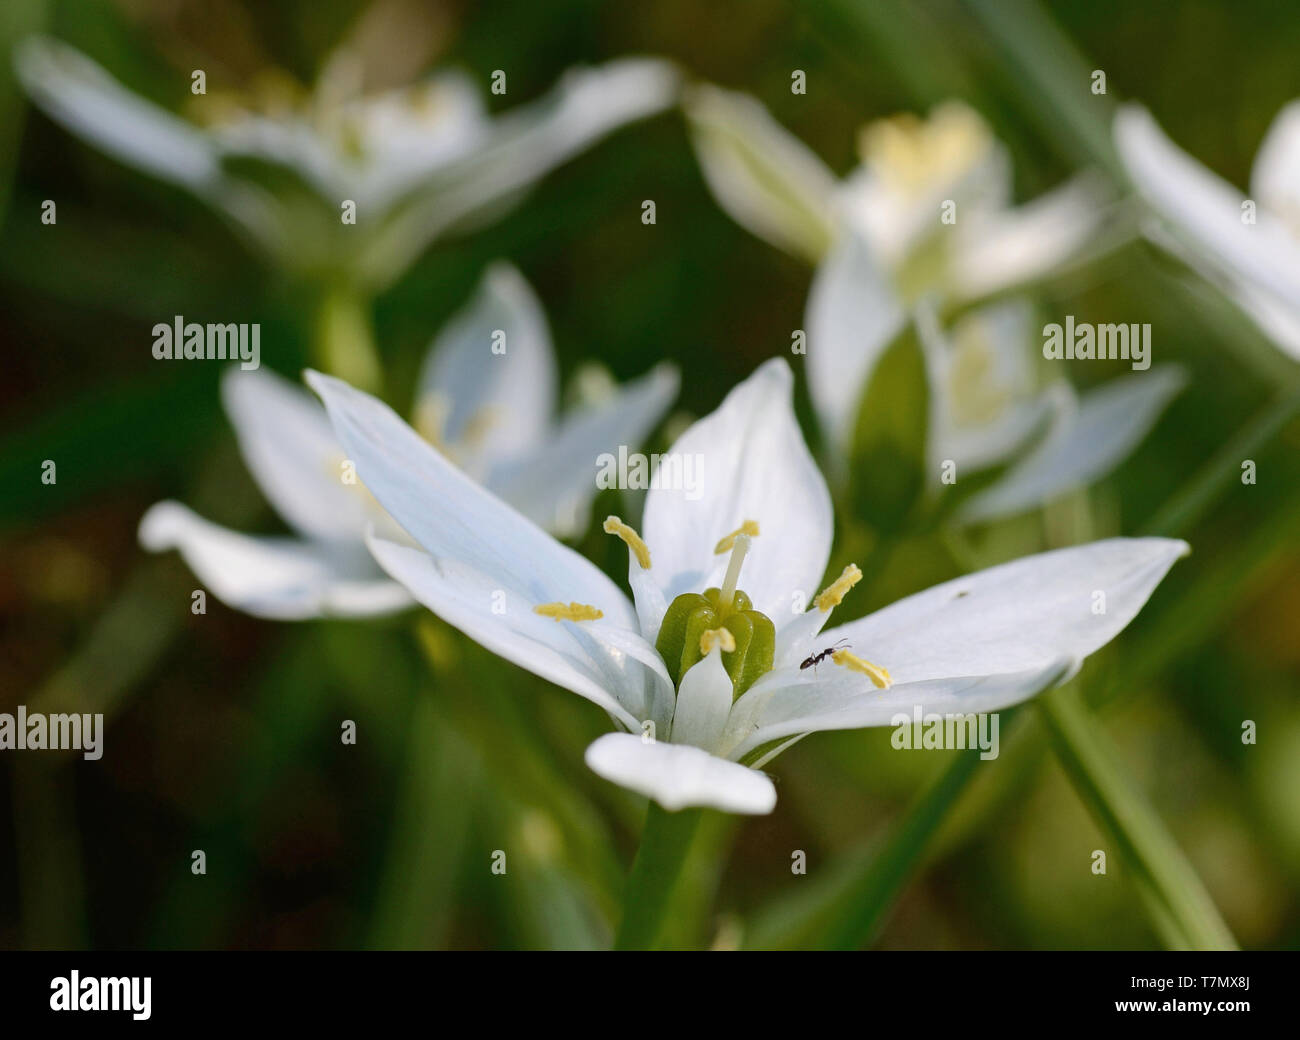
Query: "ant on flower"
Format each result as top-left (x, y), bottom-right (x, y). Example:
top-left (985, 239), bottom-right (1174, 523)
top-left (799, 638), bottom-right (850, 676)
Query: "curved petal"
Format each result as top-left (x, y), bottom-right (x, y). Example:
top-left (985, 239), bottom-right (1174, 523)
top-left (956, 366), bottom-right (1186, 524)
top-left (351, 70), bottom-right (490, 210)
top-left (584, 733), bottom-right (776, 814)
top-left (486, 363), bottom-right (679, 536)
top-left (1250, 99), bottom-right (1300, 227)
top-left (1114, 104), bottom-right (1300, 314)
top-left (642, 359), bottom-right (833, 626)
top-left (805, 232), bottom-right (906, 453)
top-left (222, 367), bottom-right (375, 542)
top-left (366, 531), bottom-right (643, 728)
top-left (817, 537), bottom-right (1188, 687)
top-left (1139, 215), bottom-right (1300, 361)
top-left (359, 58), bottom-right (679, 286)
top-left (725, 658), bottom-right (1070, 761)
top-left (306, 370), bottom-right (636, 629)
top-left (415, 262), bottom-right (557, 477)
top-left (138, 501), bottom-right (409, 620)
top-left (683, 83), bottom-right (839, 263)
top-left (15, 36), bottom-right (218, 192)
top-left (949, 174), bottom-right (1107, 301)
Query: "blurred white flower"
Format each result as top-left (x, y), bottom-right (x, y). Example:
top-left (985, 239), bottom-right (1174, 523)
top-left (1114, 103), bottom-right (1300, 361)
top-left (16, 36), bottom-right (679, 290)
top-left (685, 86), bottom-right (1104, 299)
top-left (806, 249), bottom-right (1183, 517)
top-left (687, 86), bottom-right (1141, 505)
top-left (139, 263), bottom-right (678, 619)
top-left (308, 357), bottom-right (1186, 814)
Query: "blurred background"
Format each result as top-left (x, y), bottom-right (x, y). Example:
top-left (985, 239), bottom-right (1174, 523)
top-left (1, 0), bottom-right (1298, 950)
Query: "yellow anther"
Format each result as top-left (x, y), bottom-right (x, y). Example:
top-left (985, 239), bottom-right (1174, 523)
top-left (699, 628), bottom-right (736, 655)
top-left (832, 649), bottom-right (893, 689)
top-left (603, 516), bottom-right (651, 570)
top-left (714, 520), bottom-right (760, 554)
top-left (533, 602), bottom-right (604, 623)
top-left (815, 564), bottom-right (863, 612)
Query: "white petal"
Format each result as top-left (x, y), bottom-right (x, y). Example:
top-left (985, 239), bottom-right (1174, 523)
top-left (15, 36), bottom-right (218, 191)
top-left (670, 651), bottom-right (734, 751)
top-left (358, 58), bottom-right (678, 284)
top-left (949, 174), bottom-right (1107, 300)
top-left (725, 659), bottom-right (1069, 761)
top-left (350, 71), bottom-right (491, 210)
top-left (486, 363), bottom-right (679, 536)
top-left (956, 366), bottom-right (1186, 524)
top-left (642, 359), bottom-right (833, 626)
top-left (1114, 104), bottom-right (1300, 315)
top-left (683, 83), bottom-right (838, 262)
top-left (1250, 100), bottom-right (1300, 227)
top-left (138, 501), bottom-right (410, 620)
top-left (305, 371), bottom-right (637, 629)
top-left (819, 537), bottom-right (1188, 687)
top-left (366, 531), bottom-right (644, 728)
top-left (222, 368), bottom-right (375, 542)
top-left (805, 232), bottom-right (906, 453)
top-left (612, 540), bottom-right (669, 650)
top-left (416, 262), bottom-right (557, 476)
top-left (1139, 215), bottom-right (1300, 362)
top-left (584, 732), bottom-right (776, 814)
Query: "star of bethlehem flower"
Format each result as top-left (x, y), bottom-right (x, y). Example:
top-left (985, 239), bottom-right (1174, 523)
top-left (685, 86), bottom-right (1177, 521)
top-left (306, 357), bottom-right (1187, 815)
top-left (1114, 102), bottom-right (1300, 361)
top-left (15, 35), bottom-right (679, 290)
top-left (139, 263), bottom-right (677, 620)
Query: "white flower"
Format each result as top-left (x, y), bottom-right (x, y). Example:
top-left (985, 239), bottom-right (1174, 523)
top-left (139, 263), bottom-right (677, 619)
top-left (15, 35), bottom-right (679, 289)
top-left (1114, 102), bottom-right (1300, 361)
top-left (686, 86), bottom-right (1153, 507)
top-left (685, 86), bottom-right (1103, 297)
top-left (306, 357), bottom-right (1187, 815)
top-left (915, 301), bottom-right (1186, 525)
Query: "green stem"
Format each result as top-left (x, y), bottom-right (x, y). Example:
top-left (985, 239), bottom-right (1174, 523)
top-left (1038, 685), bottom-right (1238, 949)
top-left (315, 283), bottom-right (383, 391)
top-left (614, 803), bottom-right (703, 950)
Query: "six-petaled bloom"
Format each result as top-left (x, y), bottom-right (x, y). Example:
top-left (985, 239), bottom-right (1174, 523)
top-left (307, 358), bottom-right (1187, 815)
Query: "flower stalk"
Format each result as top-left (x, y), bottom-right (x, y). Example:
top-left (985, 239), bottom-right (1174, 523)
top-left (615, 803), bottom-right (704, 950)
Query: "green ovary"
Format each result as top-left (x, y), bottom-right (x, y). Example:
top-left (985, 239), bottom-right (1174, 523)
top-left (655, 587), bottom-right (775, 699)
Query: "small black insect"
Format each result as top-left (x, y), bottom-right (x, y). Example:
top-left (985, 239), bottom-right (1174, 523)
top-left (800, 638), bottom-right (850, 675)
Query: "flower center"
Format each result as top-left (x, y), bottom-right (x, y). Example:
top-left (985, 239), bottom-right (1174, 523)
top-left (858, 101), bottom-right (991, 197)
top-left (654, 522), bottom-right (776, 699)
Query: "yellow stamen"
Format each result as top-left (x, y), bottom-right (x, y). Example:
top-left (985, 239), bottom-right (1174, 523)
top-left (699, 627), bottom-right (736, 655)
top-left (603, 516), bottom-right (651, 569)
top-left (713, 520), bottom-right (760, 554)
top-left (815, 564), bottom-right (863, 613)
top-left (832, 649), bottom-right (892, 689)
top-left (533, 602), bottom-right (604, 623)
